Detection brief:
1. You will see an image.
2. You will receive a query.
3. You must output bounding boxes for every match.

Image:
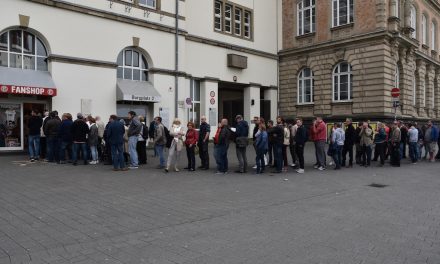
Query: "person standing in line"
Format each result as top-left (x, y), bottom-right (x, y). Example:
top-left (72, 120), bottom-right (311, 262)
top-left (408, 124), bottom-right (419, 164)
top-left (312, 117), bottom-right (327, 171)
top-left (136, 116), bottom-right (148, 165)
top-left (58, 113), bottom-right (73, 164)
top-left (266, 120), bottom-right (275, 167)
top-left (103, 117), bottom-right (113, 165)
top-left (95, 116), bottom-right (105, 161)
top-left (425, 120), bottom-right (439, 162)
top-left (399, 121), bottom-right (408, 159)
top-left (251, 116), bottom-right (260, 170)
top-left (185, 121), bottom-right (199, 171)
top-left (390, 121), bottom-right (401, 167)
top-left (373, 122), bottom-right (387, 167)
top-left (289, 121), bottom-right (298, 168)
top-left (214, 119), bottom-right (232, 174)
top-left (359, 121), bottom-right (373, 167)
top-left (149, 118), bottom-right (157, 157)
top-left (107, 115), bottom-right (127, 171)
top-left (234, 115), bottom-right (249, 173)
top-left (354, 123), bottom-right (362, 165)
top-left (39, 110), bottom-right (49, 159)
top-left (71, 113), bottom-right (89, 166)
top-left (416, 123), bottom-right (424, 161)
top-left (87, 116), bottom-right (99, 165)
top-left (332, 123), bottom-right (345, 170)
top-left (198, 116), bottom-right (210, 170)
top-left (43, 111), bottom-right (61, 163)
top-left (294, 119), bottom-right (307, 174)
top-left (28, 110), bottom-right (43, 162)
top-left (127, 111), bottom-right (142, 169)
top-left (342, 118), bottom-right (355, 168)
top-left (271, 117), bottom-right (284, 173)
top-left (279, 117), bottom-right (290, 172)
top-left (165, 118), bottom-right (184, 173)
top-left (254, 122), bottom-right (268, 174)
top-left (154, 117), bottom-right (167, 169)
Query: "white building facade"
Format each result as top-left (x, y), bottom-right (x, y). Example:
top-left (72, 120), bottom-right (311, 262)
top-left (0, 0), bottom-right (279, 151)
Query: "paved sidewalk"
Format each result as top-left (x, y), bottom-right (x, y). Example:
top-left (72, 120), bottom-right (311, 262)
top-left (0, 145), bottom-right (440, 264)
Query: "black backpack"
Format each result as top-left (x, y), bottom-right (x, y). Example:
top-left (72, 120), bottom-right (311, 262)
top-left (141, 124), bottom-right (149, 140)
top-left (164, 126), bottom-right (172, 148)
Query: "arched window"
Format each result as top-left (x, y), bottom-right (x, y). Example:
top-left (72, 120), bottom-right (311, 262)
top-left (117, 48), bottom-right (149, 81)
top-left (332, 0), bottom-right (354, 27)
top-left (333, 62), bottom-right (353, 101)
top-left (297, 68), bottom-right (314, 104)
top-left (422, 14), bottom-right (427, 45)
top-left (0, 29), bottom-right (48, 71)
top-left (410, 6), bottom-right (417, 39)
top-left (431, 21), bottom-right (436, 49)
top-left (394, 64), bottom-right (400, 88)
top-left (297, 0), bottom-right (316, 36)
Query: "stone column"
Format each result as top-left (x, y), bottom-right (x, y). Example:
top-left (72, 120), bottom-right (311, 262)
top-left (200, 78), bottom-right (218, 137)
top-left (435, 70), bottom-right (440, 118)
top-left (399, 47), bottom-right (415, 116)
top-left (244, 83), bottom-right (261, 138)
top-left (415, 59), bottom-right (427, 118)
top-left (404, 0), bottom-right (414, 28)
top-left (426, 64), bottom-right (435, 117)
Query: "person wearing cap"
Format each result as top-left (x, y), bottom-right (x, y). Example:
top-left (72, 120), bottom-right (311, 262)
top-left (71, 113), bottom-right (90, 165)
top-left (234, 115), bottom-right (249, 173)
top-left (127, 111), bottom-right (142, 169)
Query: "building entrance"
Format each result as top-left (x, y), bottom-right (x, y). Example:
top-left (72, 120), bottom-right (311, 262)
top-left (218, 86), bottom-right (244, 127)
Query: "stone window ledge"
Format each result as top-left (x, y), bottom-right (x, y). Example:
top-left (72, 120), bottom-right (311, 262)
top-left (388, 16), bottom-right (401, 23)
top-left (331, 101), bottom-right (353, 106)
top-left (330, 23), bottom-right (354, 32)
top-left (296, 32), bottom-right (316, 40)
top-left (296, 103), bottom-right (315, 107)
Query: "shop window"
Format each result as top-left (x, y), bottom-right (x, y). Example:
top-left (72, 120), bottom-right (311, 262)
top-left (188, 79), bottom-right (201, 128)
top-left (0, 29), bottom-right (48, 71)
top-left (117, 48), bottom-right (149, 82)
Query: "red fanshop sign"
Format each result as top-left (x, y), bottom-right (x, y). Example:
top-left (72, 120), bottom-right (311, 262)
top-left (0, 84), bottom-right (57, 96)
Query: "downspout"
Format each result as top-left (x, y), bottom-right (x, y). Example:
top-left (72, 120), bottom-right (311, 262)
top-left (276, 0), bottom-right (280, 116)
top-left (175, 0), bottom-right (179, 118)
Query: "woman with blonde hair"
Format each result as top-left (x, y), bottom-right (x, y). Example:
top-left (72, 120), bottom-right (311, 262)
top-left (165, 118), bottom-right (185, 172)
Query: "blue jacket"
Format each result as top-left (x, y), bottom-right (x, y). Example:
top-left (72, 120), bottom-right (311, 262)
top-left (431, 125), bottom-right (439, 142)
top-left (255, 130), bottom-right (268, 151)
top-left (107, 120), bottom-right (125, 145)
top-left (374, 128), bottom-right (386, 143)
top-left (58, 119), bottom-right (73, 142)
top-left (235, 120), bottom-right (249, 138)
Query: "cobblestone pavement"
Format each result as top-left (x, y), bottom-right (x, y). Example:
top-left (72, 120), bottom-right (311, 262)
top-left (1, 145), bottom-right (440, 264)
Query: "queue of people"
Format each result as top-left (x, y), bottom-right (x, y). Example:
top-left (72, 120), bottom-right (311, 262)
top-left (26, 109), bottom-right (440, 174)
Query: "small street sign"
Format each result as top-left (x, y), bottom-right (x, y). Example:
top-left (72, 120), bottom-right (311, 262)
top-left (391, 87), bottom-right (400, 98)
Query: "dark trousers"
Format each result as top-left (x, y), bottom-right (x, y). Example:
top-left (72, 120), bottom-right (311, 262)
top-left (214, 144), bottom-right (228, 173)
top-left (40, 137), bottom-right (47, 159)
top-left (342, 144), bottom-right (353, 166)
top-left (289, 144), bottom-right (297, 165)
top-left (186, 145), bottom-right (196, 170)
top-left (46, 136), bottom-right (60, 162)
top-left (97, 137), bottom-right (103, 161)
top-left (111, 144), bottom-right (125, 169)
top-left (355, 143), bottom-right (362, 164)
top-left (236, 147), bottom-right (248, 172)
top-left (282, 145), bottom-right (288, 167)
top-left (332, 144), bottom-right (343, 169)
top-left (361, 145), bottom-right (372, 166)
top-left (198, 142), bottom-right (209, 169)
top-left (375, 142), bottom-right (386, 165)
top-left (72, 143), bottom-right (88, 164)
top-left (255, 149), bottom-right (266, 173)
top-left (136, 140), bottom-right (147, 164)
top-left (390, 143), bottom-right (401, 166)
top-left (59, 141), bottom-right (72, 162)
top-left (274, 143), bottom-right (283, 172)
top-left (400, 142), bottom-right (407, 159)
top-left (295, 144), bottom-right (305, 169)
top-left (268, 142), bottom-right (274, 166)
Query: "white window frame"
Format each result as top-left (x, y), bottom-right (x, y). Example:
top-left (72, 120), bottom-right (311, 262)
top-left (117, 48), bottom-right (149, 82)
top-left (431, 22), bottom-right (436, 50)
top-left (422, 14), bottom-right (427, 45)
top-left (297, 68), bottom-right (314, 104)
top-left (0, 30), bottom-right (48, 71)
top-left (394, 64), bottom-right (400, 88)
top-left (297, 0), bottom-right (316, 36)
top-left (332, 0), bottom-right (354, 27)
top-left (214, 1), bottom-right (223, 31)
top-left (224, 4), bottom-right (232, 34)
top-left (138, 0), bottom-right (156, 9)
top-left (332, 62), bottom-right (353, 102)
top-left (244, 11), bottom-right (251, 39)
top-left (410, 6), bottom-right (417, 39)
top-left (234, 8), bottom-right (242, 36)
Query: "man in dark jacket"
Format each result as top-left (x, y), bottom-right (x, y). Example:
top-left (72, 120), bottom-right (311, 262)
top-left (127, 111), bottom-right (142, 169)
top-left (271, 117), bottom-right (284, 173)
top-left (267, 120), bottom-right (275, 167)
top-left (71, 113), bottom-right (89, 165)
top-left (342, 118), bottom-right (356, 168)
top-left (58, 113), bottom-right (73, 164)
top-left (354, 123), bottom-right (362, 165)
top-left (27, 110), bottom-right (43, 162)
top-left (43, 111), bottom-right (61, 163)
top-left (294, 118), bottom-right (308, 174)
top-left (198, 115), bottom-right (210, 170)
top-left (214, 118), bottom-right (231, 174)
top-left (234, 115), bottom-right (249, 173)
top-left (107, 115), bottom-right (127, 171)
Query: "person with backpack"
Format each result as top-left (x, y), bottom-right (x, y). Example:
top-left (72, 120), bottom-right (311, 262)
top-left (43, 111), bottom-right (61, 163)
top-left (234, 115), bottom-right (249, 173)
top-left (294, 119), bottom-right (307, 174)
top-left (154, 116), bottom-right (167, 169)
top-left (136, 116), bottom-right (148, 165)
top-left (127, 111), bottom-right (142, 169)
top-left (149, 118), bottom-right (157, 157)
top-left (107, 115), bottom-right (127, 171)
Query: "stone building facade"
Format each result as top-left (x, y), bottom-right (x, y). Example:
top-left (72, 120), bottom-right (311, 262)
top-left (279, 0), bottom-right (440, 123)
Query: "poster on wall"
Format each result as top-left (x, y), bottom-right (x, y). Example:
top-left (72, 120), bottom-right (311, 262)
top-left (159, 108), bottom-right (170, 128)
top-left (209, 108), bottom-right (217, 127)
top-left (0, 103), bottom-right (21, 149)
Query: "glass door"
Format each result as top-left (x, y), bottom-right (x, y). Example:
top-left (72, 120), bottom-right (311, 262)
top-left (0, 102), bottom-right (23, 150)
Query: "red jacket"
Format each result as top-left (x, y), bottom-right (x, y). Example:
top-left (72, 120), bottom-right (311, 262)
top-left (185, 129), bottom-right (199, 146)
top-left (313, 121), bottom-right (327, 141)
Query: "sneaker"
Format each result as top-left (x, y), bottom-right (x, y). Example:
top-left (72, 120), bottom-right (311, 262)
top-left (215, 171), bottom-right (224, 175)
top-left (318, 166), bottom-right (326, 171)
top-left (412, 162), bottom-right (417, 165)
top-left (164, 168), bottom-right (169, 173)
top-left (174, 168), bottom-right (180, 172)
top-left (128, 166), bottom-right (139, 169)
top-left (296, 169), bottom-right (304, 174)
top-left (252, 165), bottom-right (257, 169)
top-left (121, 167), bottom-right (129, 171)
top-left (59, 161), bottom-right (66, 164)
top-left (290, 163), bottom-right (296, 167)
top-left (89, 161), bottom-right (96, 165)
top-left (156, 165), bottom-right (165, 169)
top-left (112, 168), bottom-right (120, 171)
top-left (313, 165), bottom-right (319, 169)
top-left (329, 161), bottom-right (334, 166)
top-left (189, 168), bottom-right (195, 172)
top-left (30, 158), bottom-right (35, 162)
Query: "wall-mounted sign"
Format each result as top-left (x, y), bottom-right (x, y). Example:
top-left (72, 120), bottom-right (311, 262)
top-left (210, 98), bottom-right (216, 105)
top-left (210, 91), bottom-right (215, 97)
top-left (0, 84), bottom-right (57, 96)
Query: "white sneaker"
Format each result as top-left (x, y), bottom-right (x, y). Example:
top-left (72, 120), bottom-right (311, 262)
top-left (290, 163), bottom-right (296, 167)
top-left (329, 161), bottom-right (334, 166)
top-left (313, 165), bottom-right (319, 169)
top-left (296, 169), bottom-right (304, 174)
top-left (89, 161), bottom-right (96, 165)
top-left (252, 165), bottom-right (257, 169)
top-left (318, 166), bottom-right (326, 171)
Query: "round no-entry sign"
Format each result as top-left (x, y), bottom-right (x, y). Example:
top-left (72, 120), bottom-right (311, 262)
top-left (391, 87), bottom-right (400, 98)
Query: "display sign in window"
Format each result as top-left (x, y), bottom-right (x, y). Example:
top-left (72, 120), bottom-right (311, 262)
top-left (0, 103), bottom-right (22, 150)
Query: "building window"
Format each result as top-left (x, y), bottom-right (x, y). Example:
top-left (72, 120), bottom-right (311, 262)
top-left (395, 0), bottom-right (399, 18)
top-left (298, 68), bottom-right (314, 104)
top-left (410, 5), bottom-right (417, 39)
top-left (431, 22), bottom-right (436, 49)
top-left (117, 48), bottom-right (149, 82)
top-left (422, 15), bottom-right (427, 45)
top-left (214, 0), bottom-right (253, 40)
top-left (332, 0), bottom-right (354, 27)
top-left (138, 0), bottom-right (156, 9)
top-left (333, 62), bottom-right (353, 101)
top-left (297, 0), bottom-right (316, 36)
top-left (188, 79), bottom-right (201, 128)
top-left (394, 64), bottom-right (400, 88)
top-left (0, 29), bottom-right (48, 71)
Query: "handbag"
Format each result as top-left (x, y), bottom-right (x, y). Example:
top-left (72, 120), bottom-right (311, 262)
top-left (194, 145), bottom-right (199, 155)
top-left (327, 143), bottom-right (335, 157)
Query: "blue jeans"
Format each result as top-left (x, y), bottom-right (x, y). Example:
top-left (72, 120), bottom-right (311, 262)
top-left (59, 141), bottom-right (72, 161)
top-left (400, 142), bottom-right (406, 159)
top-left (28, 134), bottom-right (40, 159)
top-left (128, 136), bottom-right (138, 166)
top-left (255, 149), bottom-right (266, 173)
top-left (155, 144), bottom-right (165, 167)
top-left (46, 136), bottom-right (60, 162)
top-left (90, 145), bottom-right (98, 161)
top-left (274, 143), bottom-right (283, 172)
top-left (72, 143), bottom-right (88, 163)
top-left (214, 144), bottom-right (228, 173)
top-left (409, 142), bottom-right (419, 163)
top-left (332, 144), bottom-right (343, 169)
top-left (111, 144), bottom-right (125, 169)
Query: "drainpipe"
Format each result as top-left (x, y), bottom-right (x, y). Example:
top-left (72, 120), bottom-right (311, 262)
top-left (174, 0), bottom-right (179, 118)
top-left (276, 0), bottom-right (280, 117)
